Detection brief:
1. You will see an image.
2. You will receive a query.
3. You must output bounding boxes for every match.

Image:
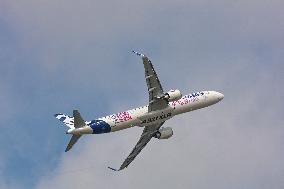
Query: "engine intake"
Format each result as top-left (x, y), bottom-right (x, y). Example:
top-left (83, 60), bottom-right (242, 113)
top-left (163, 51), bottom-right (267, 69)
top-left (164, 89), bottom-right (182, 102)
top-left (155, 127), bottom-right (173, 139)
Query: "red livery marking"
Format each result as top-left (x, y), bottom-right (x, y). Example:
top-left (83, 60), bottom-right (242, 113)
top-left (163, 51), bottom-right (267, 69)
top-left (114, 111), bottom-right (132, 123)
top-left (171, 97), bottom-right (198, 107)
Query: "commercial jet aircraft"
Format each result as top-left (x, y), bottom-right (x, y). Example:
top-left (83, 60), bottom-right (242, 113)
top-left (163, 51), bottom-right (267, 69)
top-left (55, 51), bottom-right (224, 171)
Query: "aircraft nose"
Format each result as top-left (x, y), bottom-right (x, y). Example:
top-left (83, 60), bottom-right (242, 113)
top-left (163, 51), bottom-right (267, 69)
top-left (216, 92), bottom-right (224, 101)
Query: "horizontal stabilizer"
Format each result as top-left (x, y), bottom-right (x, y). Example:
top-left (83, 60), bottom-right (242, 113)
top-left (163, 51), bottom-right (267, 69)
top-left (73, 110), bottom-right (85, 128)
top-left (65, 134), bottom-right (81, 152)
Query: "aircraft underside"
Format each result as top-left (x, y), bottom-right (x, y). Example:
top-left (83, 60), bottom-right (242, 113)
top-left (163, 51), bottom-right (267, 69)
top-left (54, 51), bottom-right (224, 171)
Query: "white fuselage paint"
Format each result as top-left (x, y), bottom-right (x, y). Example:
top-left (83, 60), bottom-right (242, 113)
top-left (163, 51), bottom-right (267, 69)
top-left (68, 91), bottom-right (224, 135)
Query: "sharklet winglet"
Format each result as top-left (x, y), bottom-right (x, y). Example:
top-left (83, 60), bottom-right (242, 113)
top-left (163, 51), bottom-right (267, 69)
top-left (132, 50), bottom-right (145, 57)
top-left (108, 166), bottom-right (120, 171)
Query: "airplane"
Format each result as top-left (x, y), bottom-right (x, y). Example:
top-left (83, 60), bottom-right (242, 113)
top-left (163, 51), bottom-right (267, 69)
top-left (54, 51), bottom-right (224, 171)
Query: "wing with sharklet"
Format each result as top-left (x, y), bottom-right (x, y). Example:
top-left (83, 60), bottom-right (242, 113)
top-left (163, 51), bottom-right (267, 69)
top-left (108, 51), bottom-right (169, 171)
top-left (108, 122), bottom-right (164, 171)
top-left (132, 51), bottom-right (168, 112)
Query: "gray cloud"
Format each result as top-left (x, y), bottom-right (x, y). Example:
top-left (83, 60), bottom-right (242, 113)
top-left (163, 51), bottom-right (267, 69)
top-left (0, 0), bottom-right (283, 188)
top-left (35, 60), bottom-right (284, 189)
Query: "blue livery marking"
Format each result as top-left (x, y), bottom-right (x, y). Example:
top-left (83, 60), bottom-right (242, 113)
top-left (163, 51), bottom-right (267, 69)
top-left (184, 92), bottom-right (205, 99)
top-left (59, 117), bottom-right (66, 121)
top-left (88, 120), bottom-right (111, 134)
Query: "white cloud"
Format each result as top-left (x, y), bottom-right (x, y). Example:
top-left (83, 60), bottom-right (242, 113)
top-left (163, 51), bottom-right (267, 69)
top-left (35, 92), bottom-right (284, 189)
top-left (0, 0), bottom-right (283, 188)
top-left (35, 54), bottom-right (284, 189)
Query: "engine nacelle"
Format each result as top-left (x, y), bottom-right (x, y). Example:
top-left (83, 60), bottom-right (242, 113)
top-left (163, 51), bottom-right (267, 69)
top-left (164, 89), bottom-right (182, 102)
top-left (155, 127), bottom-right (173, 139)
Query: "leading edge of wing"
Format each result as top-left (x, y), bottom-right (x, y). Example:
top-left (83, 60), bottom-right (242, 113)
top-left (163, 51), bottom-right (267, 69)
top-left (132, 50), bottom-right (168, 112)
top-left (108, 122), bottom-right (165, 171)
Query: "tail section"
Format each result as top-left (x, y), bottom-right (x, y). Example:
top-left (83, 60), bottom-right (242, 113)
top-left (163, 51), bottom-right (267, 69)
top-left (54, 113), bottom-right (74, 129)
top-left (65, 135), bottom-right (81, 152)
top-left (54, 110), bottom-right (86, 152)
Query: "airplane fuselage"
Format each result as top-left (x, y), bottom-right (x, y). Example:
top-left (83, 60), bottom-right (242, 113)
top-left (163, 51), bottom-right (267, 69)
top-left (67, 91), bottom-right (224, 135)
top-left (55, 51), bottom-right (225, 169)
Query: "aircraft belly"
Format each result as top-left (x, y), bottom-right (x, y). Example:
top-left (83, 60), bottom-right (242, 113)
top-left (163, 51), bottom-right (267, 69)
top-left (108, 107), bottom-right (174, 131)
top-left (171, 94), bottom-right (216, 115)
top-left (110, 118), bottom-right (139, 132)
top-left (139, 108), bottom-right (173, 127)
top-left (171, 99), bottom-right (200, 115)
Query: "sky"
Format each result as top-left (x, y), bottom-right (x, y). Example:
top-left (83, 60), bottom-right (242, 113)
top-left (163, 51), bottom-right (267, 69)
top-left (0, 0), bottom-right (284, 188)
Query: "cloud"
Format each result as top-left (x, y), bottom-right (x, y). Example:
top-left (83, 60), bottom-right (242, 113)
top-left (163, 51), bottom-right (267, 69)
top-left (0, 0), bottom-right (283, 188)
top-left (35, 101), bottom-right (284, 189)
top-left (35, 51), bottom-right (284, 189)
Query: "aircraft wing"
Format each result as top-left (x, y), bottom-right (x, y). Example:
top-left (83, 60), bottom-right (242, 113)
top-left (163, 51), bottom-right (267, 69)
top-left (108, 122), bottom-right (164, 171)
top-left (133, 51), bottom-right (168, 112)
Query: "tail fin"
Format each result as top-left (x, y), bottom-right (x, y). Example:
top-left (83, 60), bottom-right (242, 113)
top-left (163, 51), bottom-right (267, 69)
top-left (54, 110), bottom-right (86, 152)
top-left (54, 113), bottom-right (74, 129)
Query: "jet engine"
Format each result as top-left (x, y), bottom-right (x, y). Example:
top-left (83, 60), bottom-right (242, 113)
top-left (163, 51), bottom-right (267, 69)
top-left (154, 127), bottom-right (173, 139)
top-left (164, 89), bottom-right (182, 102)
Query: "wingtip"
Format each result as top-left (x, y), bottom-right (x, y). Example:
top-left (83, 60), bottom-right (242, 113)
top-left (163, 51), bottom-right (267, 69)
top-left (132, 50), bottom-right (145, 57)
top-left (108, 167), bottom-right (120, 171)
